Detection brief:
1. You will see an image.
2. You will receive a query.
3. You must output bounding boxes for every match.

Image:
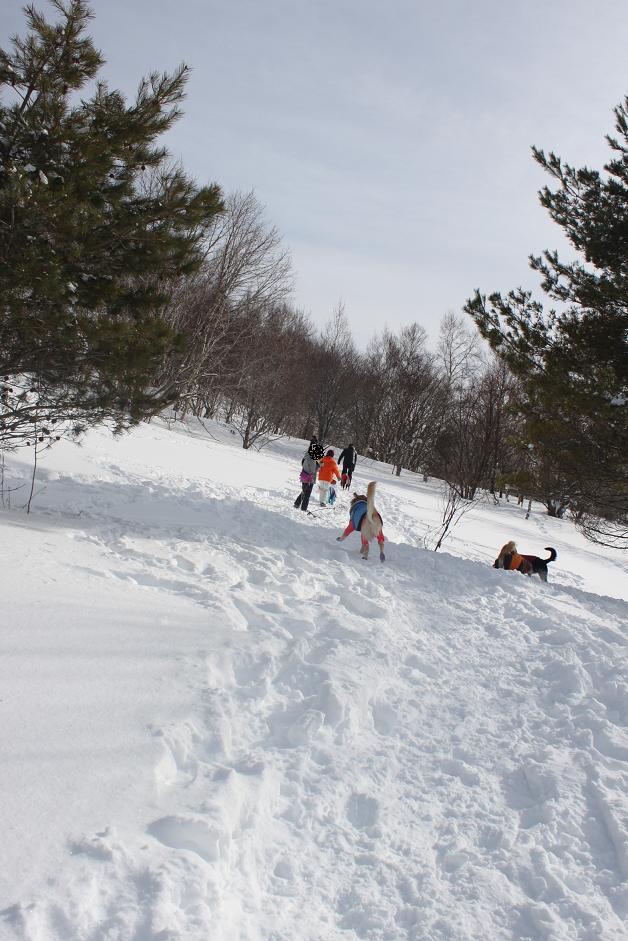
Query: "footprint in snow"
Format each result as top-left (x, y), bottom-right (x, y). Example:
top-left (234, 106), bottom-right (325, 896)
top-left (285, 709), bottom-right (325, 747)
top-left (338, 589), bottom-right (387, 620)
top-left (147, 815), bottom-right (225, 863)
top-left (346, 792), bottom-right (380, 830)
top-left (440, 757), bottom-right (481, 787)
top-left (403, 654), bottom-right (439, 679)
top-left (68, 830), bottom-right (114, 861)
top-left (371, 700), bottom-right (397, 736)
top-left (170, 555), bottom-right (197, 573)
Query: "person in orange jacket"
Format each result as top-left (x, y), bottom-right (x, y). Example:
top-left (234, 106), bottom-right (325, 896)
top-left (317, 449), bottom-right (341, 506)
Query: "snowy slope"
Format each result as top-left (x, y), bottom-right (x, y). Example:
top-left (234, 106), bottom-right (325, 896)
top-left (1, 418), bottom-right (627, 941)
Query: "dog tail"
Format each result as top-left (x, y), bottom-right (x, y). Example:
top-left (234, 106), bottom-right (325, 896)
top-left (366, 481), bottom-right (376, 523)
top-left (545, 547), bottom-right (557, 563)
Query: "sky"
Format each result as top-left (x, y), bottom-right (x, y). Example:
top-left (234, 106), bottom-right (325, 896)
top-left (3, 0), bottom-right (627, 346)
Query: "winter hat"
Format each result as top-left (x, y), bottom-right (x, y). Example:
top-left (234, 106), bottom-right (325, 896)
top-left (326, 449), bottom-right (334, 457)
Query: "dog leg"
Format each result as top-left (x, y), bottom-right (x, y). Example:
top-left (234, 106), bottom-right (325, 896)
top-left (360, 538), bottom-right (369, 560)
top-left (377, 532), bottom-right (385, 562)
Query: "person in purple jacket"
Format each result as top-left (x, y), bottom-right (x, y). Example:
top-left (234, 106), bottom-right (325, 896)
top-left (293, 437), bottom-right (323, 512)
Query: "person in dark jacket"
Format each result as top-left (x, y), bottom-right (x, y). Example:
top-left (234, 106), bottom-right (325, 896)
top-left (338, 443), bottom-right (357, 489)
top-left (294, 437), bottom-right (323, 511)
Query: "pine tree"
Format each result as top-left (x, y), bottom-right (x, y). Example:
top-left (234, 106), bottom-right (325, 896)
top-left (465, 97), bottom-right (628, 548)
top-left (0, 0), bottom-right (224, 447)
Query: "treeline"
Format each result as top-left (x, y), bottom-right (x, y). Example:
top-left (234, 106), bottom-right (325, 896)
top-left (163, 242), bottom-right (528, 510)
top-left (1, 2), bottom-right (625, 547)
top-left (147, 187), bottom-right (530, 507)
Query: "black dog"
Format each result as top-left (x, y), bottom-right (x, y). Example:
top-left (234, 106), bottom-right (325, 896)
top-left (521, 548), bottom-right (557, 583)
top-left (494, 542), bottom-right (557, 582)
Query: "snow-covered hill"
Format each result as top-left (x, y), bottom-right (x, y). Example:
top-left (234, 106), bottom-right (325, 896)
top-left (1, 419), bottom-right (627, 941)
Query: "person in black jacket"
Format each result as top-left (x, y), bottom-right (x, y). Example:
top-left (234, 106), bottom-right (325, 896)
top-left (338, 443), bottom-right (357, 489)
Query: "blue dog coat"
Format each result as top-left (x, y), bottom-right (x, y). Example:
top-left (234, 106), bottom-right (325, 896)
top-left (350, 499), bottom-right (368, 531)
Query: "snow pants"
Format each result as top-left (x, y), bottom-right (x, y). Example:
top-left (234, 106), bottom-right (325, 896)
top-left (318, 480), bottom-right (331, 505)
top-left (294, 482), bottom-right (314, 512)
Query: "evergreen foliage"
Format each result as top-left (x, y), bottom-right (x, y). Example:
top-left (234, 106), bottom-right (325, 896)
top-left (0, 0), bottom-right (223, 447)
top-left (465, 98), bottom-right (628, 547)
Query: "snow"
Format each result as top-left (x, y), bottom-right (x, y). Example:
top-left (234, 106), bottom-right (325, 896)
top-left (1, 418), bottom-right (627, 941)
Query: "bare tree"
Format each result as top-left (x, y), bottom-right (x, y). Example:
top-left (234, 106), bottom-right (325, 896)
top-left (367, 325), bottom-right (447, 476)
top-left (158, 190), bottom-right (293, 414)
top-left (342, 338), bottom-right (388, 458)
top-left (158, 273), bottom-right (242, 412)
top-left (306, 303), bottom-right (357, 444)
top-left (430, 482), bottom-right (482, 551)
top-left (433, 361), bottom-right (517, 500)
top-left (204, 190), bottom-right (292, 311)
top-left (437, 312), bottom-right (484, 390)
top-left (480, 360), bottom-right (521, 496)
top-left (228, 302), bottom-right (313, 449)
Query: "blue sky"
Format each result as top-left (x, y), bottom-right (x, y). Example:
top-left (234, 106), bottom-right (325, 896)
top-left (3, 0), bottom-right (627, 345)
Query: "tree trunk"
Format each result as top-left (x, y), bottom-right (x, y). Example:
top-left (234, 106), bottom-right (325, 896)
top-left (225, 398), bottom-right (236, 424)
top-left (242, 417), bottom-right (252, 449)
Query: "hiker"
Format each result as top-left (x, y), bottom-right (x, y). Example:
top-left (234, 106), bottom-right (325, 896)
top-left (294, 437), bottom-right (323, 512)
top-left (317, 449), bottom-right (341, 506)
top-left (338, 443), bottom-right (357, 489)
